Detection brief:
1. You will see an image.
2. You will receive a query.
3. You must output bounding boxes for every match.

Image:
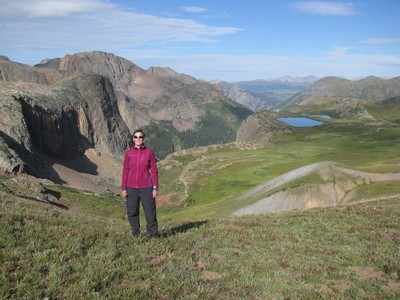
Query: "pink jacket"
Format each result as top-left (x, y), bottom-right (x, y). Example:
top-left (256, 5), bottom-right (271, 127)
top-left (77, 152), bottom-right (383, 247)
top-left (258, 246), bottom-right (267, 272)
top-left (121, 145), bottom-right (158, 190)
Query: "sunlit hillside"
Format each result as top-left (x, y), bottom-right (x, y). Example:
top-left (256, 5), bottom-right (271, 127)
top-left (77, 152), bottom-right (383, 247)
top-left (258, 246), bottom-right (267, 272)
top-left (1, 191), bottom-right (399, 298)
top-left (1, 111), bottom-right (400, 298)
top-left (157, 118), bottom-right (400, 221)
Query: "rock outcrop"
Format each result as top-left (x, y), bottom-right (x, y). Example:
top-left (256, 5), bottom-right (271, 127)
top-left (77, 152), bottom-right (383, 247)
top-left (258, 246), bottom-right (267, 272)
top-left (0, 73), bottom-right (130, 177)
top-left (236, 110), bottom-right (294, 145)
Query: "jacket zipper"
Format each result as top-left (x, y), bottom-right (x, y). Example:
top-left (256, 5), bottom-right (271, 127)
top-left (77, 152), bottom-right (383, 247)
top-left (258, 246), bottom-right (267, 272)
top-left (135, 149), bottom-right (140, 187)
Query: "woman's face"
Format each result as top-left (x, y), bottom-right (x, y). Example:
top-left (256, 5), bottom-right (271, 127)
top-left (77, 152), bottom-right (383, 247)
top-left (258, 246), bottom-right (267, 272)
top-left (133, 132), bottom-right (144, 147)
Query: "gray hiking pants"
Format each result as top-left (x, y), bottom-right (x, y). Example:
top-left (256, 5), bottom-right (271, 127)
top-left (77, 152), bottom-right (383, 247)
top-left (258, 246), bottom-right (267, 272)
top-left (126, 187), bottom-right (158, 237)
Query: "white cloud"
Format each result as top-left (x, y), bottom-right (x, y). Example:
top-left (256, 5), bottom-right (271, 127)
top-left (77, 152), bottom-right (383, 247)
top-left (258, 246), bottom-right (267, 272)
top-left (183, 6), bottom-right (207, 13)
top-left (291, 1), bottom-right (356, 16)
top-left (0, 0), bottom-right (113, 18)
top-left (1, 0), bottom-right (396, 81)
top-left (328, 47), bottom-right (354, 57)
top-left (328, 47), bottom-right (400, 65)
top-left (361, 38), bottom-right (400, 44)
top-left (0, 0), bottom-right (240, 58)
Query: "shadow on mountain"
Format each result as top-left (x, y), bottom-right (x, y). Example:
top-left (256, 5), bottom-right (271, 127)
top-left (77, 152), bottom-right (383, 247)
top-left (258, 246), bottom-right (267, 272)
top-left (15, 99), bottom-right (100, 178)
top-left (39, 155), bottom-right (99, 186)
top-left (56, 155), bottom-right (99, 175)
top-left (161, 220), bottom-right (208, 238)
top-left (0, 131), bottom-right (33, 174)
top-left (0, 132), bottom-right (68, 185)
top-left (39, 164), bottom-right (67, 185)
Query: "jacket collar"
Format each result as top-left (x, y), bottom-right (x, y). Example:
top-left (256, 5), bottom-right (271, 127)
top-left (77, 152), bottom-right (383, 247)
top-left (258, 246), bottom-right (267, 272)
top-left (133, 143), bottom-right (146, 150)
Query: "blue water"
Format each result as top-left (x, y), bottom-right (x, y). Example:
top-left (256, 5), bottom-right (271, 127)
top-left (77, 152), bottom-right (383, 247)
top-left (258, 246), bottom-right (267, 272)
top-left (278, 117), bottom-right (324, 127)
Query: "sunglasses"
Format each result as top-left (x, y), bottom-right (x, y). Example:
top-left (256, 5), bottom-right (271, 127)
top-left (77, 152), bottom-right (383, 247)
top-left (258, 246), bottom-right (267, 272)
top-left (133, 135), bottom-right (144, 139)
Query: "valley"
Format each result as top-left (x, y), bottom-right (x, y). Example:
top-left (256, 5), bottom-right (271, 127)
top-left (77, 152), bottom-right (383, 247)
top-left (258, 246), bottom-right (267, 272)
top-left (157, 118), bottom-right (400, 221)
top-left (1, 52), bottom-right (399, 221)
top-left (1, 51), bottom-right (399, 299)
top-left (2, 117), bottom-right (398, 223)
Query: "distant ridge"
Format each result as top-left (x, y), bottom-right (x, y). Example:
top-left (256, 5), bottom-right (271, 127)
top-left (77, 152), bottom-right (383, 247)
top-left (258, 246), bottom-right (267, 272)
top-left (277, 75), bottom-right (400, 112)
top-left (212, 76), bottom-right (318, 111)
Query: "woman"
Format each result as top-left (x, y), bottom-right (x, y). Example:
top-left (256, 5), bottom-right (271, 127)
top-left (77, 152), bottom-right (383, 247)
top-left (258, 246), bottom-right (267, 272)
top-left (121, 129), bottom-right (159, 239)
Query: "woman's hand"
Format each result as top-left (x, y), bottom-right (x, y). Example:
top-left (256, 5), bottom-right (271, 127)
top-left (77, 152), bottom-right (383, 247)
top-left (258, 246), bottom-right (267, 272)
top-left (152, 189), bottom-right (158, 199)
top-left (121, 190), bottom-right (128, 197)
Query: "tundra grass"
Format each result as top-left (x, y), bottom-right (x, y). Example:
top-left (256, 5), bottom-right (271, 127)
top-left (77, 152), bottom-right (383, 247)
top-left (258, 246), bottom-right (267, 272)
top-left (157, 122), bottom-right (400, 220)
top-left (346, 181), bottom-right (400, 204)
top-left (2, 122), bottom-right (398, 223)
top-left (365, 101), bottom-right (400, 121)
top-left (181, 123), bottom-right (400, 210)
top-left (1, 193), bottom-right (399, 299)
top-left (47, 185), bottom-right (126, 219)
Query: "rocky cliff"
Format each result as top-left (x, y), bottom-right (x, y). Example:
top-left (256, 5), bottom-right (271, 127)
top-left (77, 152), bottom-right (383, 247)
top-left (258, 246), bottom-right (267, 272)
top-left (0, 52), bottom-right (252, 190)
top-left (0, 69), bottom-right (130, 180)
top-left (35, 51), bottom-right (250, 133)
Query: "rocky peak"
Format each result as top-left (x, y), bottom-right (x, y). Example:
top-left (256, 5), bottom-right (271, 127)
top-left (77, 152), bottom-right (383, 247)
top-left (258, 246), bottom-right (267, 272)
top-left (0, 55), bottom-right (10, 61)
top-left (236, 110), bottom-right (294, 146)
top-left (35, 51), bottom-right (144, 84)
top-left (0, 56), bottom-right (63, 85)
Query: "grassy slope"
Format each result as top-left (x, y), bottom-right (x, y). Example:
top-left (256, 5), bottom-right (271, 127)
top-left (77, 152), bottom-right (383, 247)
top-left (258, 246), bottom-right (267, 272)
top-left (365, 97), bottom-right (400, 122)
top-left (1, 116), bottom-right (400, 298)
top-left (158, 120), bottom-right (400, 220)
top-left (3, 119), bottom-right (398, 224)
top-left (1, 193), bottom-right (399, 299)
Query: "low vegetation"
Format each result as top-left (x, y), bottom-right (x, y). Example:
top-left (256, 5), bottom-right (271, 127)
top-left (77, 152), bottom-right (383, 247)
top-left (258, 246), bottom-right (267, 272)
top-left (1, 193), bottom-right (399, 299)
top-left (1, 114), bottom-right (399, 298)
top-left (157, 120), bottom-right (400, 220)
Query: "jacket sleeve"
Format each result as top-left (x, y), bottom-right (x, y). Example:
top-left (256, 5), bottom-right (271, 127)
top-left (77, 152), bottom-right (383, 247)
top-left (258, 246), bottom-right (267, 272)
top-left (121, 150), bottom-right (129, 190)
top-left (149, 150), bottom-right (159, 187)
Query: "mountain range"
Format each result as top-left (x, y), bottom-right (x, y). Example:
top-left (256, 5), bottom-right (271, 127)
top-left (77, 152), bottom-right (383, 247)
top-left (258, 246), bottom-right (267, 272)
top-left (1, 51), bottom-right (399, 193)
top-left (211, 75), bottom-right (318, 111)
top-left (0, 52), bottom-right (252, 183)
top-left (275, 75), bottom-right (400, 116)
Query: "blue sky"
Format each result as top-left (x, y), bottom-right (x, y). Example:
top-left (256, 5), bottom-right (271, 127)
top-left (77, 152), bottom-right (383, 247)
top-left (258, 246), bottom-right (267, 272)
top-left (1, 0), bottom-right (399, 81)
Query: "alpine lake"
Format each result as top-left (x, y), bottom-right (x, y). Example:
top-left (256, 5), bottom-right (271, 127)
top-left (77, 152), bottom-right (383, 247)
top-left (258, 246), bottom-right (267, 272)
top-left (278, 115), bottom-right (331, 127)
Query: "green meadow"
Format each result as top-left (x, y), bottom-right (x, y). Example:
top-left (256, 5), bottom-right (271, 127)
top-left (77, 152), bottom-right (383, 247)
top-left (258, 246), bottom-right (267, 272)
top-left (1, 191), bottom-right (399, 299)
top-left (1, 118), bottom-right (400, 298)
top-left (157, 120), bottom-right (400, 220)
top-left (4, 118), bottom-right (399, 222)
